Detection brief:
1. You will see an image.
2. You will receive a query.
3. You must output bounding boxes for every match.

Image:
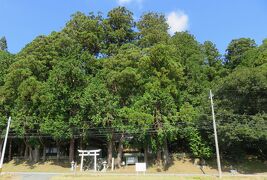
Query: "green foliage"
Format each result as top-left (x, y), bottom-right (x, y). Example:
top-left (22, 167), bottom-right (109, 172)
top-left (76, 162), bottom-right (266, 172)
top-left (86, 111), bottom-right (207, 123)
top-left (40, 57), bottom-right (87, 139)
top-left (0, 51), bottom-right (14, 86)
top-left (103, 7), bottom-right (136, 55)
top-left (0, 7), bottom-right (266, 162)
top-left (186, 127), bottom-right (212, 159)
top-left (0, 36), bottom-right (8, 51)
top-left (212, 62), bottom-right (267, 159)
top-left (63, 12), bottom-right (104, 56)
top-left (216, 66), bottom-right (267, 115)
top-left (202, 41), bottom-right (225, 82)
top-left (225, 38), bottom-right (257, 69)
top-left (137, 12), bottom-right (169, 47)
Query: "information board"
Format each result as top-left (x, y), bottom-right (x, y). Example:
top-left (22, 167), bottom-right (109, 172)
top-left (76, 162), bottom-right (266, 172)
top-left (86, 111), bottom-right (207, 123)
top-left (135, 163), bottom-right (146, 172)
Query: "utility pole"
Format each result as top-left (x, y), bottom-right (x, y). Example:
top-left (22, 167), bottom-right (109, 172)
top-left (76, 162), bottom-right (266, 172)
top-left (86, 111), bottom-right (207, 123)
top-left (0, 117), bottom-right (11, 173)
top-left (210, 90), bottom-right (222, 178)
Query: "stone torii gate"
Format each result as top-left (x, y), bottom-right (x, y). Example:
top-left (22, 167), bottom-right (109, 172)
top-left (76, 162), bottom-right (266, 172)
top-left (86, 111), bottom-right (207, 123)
top-left (78, 149), bottom-right (101, 172)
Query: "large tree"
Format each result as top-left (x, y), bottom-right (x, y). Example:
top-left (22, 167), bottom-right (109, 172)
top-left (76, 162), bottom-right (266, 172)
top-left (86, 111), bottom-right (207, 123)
top-left (0, 36), bottom-right (8, 51)
top-left (134, 44), bottom-right (183, 168)
top-left (209, 64), bottom-right (267, 160)
top-left (0, 50), bottom-right (14, 159)
top-left (102, 7), bottom-right (136, 55)
top-left (225, 38), bottom-right (257, 69)
top-left (202, 41), bottom-right (225, 82)
top-left (137, 12), bottom-right (169, 48)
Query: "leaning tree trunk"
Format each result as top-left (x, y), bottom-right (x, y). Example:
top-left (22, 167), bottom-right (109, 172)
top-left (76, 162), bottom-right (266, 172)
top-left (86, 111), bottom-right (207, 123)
top-left (116, 134), bottom-right (124, 168)
top-left (69, 137), bottom-right (75, 162)
top-left (107, 133), bottom-right (113, 168)
top-left (162, 138), bottom-right (170, 168)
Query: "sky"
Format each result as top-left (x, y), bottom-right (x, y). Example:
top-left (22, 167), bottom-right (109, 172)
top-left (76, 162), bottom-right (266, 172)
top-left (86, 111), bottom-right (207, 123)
top-left (1, 0), bottom-right (267, 54)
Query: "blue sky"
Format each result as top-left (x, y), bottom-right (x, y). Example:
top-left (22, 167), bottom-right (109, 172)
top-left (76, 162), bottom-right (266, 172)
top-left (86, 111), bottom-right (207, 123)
top-left (1, 0), bottom-right (267, 54)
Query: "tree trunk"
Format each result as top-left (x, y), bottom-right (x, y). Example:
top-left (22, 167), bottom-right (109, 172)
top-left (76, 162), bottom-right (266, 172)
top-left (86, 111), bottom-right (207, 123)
top-left (107, 136), bottom-right (113, 167)
top-left (156, 149), bottom-right (162, 169)
top-left (69, 137), bottom-right (75, 162)
top-left (162, 138), bottom-right (170, 168)
top-left (24, 138), bottom-right (29, 160)
top-left (155, 107), bottom-right (163, 169)
top-left (79, 136), bottom-right (83, 150)
top-left (116, 134), bottom-right (124, 168)
top-left (8, 138), bottom-right (12, 161)
top-left (144, 144), bottom-right (148, 164)
top-left (38, 136), bottom-right (47, 162)
top-left (20, 142), bottom-right (24, 157)
top-left (29, 146), bottom-right (33, 162)
top-left (24, 146), bottom-right (29, 160)
top-left (79, 129), bottom-right (85, 150)
top-left (42, 146), bottom-right (46, 161)
top-left (33, 147), bottom-right (40, 163)
top-left (56, 141), bottom-right (60, 162)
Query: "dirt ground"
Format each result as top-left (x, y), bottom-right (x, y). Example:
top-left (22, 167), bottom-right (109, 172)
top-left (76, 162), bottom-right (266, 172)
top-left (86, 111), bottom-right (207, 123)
top-left (0, 174), bottom-right (20, 180)
top-left (1, 157), bottom-right (267, 178)
top-left (51, 175), bottom-right (267, 180)
top-left (1, 158), bottom-right (215, 174)
top-left (1, 160), bottom-right (70, 173)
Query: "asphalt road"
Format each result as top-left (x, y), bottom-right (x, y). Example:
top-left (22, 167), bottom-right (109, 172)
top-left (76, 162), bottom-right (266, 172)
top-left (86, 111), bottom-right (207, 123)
top-left (3, 172), bottom-right (68, 180)
top-left (2, 172), bottom-right (267, 180)
top-left (20, 172), bottom-right (57, 180)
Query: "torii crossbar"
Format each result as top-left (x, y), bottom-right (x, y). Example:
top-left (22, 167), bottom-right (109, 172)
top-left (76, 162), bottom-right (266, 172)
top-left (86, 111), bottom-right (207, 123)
top-left (78, 149), bottom-right (101, 172)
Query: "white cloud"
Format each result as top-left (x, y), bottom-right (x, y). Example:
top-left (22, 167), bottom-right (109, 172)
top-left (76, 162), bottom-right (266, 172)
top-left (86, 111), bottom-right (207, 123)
top-left (117, 0), bottom-right (132, 5)
top-left (167, 11), bottom-right (189, 35)
top-left (117, 0), bottom-right (143, 6)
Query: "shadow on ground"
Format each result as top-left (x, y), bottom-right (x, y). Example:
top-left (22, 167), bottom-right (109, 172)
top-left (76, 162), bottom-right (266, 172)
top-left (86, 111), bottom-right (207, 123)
top-left (9, 158), bottom-right (70, 170)
top-left (205, 156), bottom-right (267, 174)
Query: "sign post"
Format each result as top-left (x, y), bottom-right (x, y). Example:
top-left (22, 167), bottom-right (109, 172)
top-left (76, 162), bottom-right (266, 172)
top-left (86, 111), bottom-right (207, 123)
top-left (0, 117), bottom-right (11, 173)
top-left (210, 90), bottom-right (222, 178)
top-left (135, 163), bottom-right (146, 174)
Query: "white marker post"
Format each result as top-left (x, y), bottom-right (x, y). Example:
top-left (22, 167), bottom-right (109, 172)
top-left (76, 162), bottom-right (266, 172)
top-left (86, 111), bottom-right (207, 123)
top-left (0, 117), bottom-right (11, 173)
top-left (111, 157), bottom-right (114, 171)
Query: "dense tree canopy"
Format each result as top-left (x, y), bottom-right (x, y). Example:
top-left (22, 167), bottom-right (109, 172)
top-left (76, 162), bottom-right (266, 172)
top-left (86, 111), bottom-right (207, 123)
top-left (0, 7), bottom-right (266, 169)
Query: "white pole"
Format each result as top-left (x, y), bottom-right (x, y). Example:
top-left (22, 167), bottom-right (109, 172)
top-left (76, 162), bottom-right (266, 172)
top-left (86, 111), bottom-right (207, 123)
top-left (80, 154), bottom-right (84, 172)
top-left (210, 90), bottom-right (222, 178)
top-left (111, 157), bottom-right (114, 171)
top-left (94, 152), bottom-right (97, 171)
top-left (74, 162), bottom-right (77, 176)
top-left (0, 117), bottom-right (11, 172)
